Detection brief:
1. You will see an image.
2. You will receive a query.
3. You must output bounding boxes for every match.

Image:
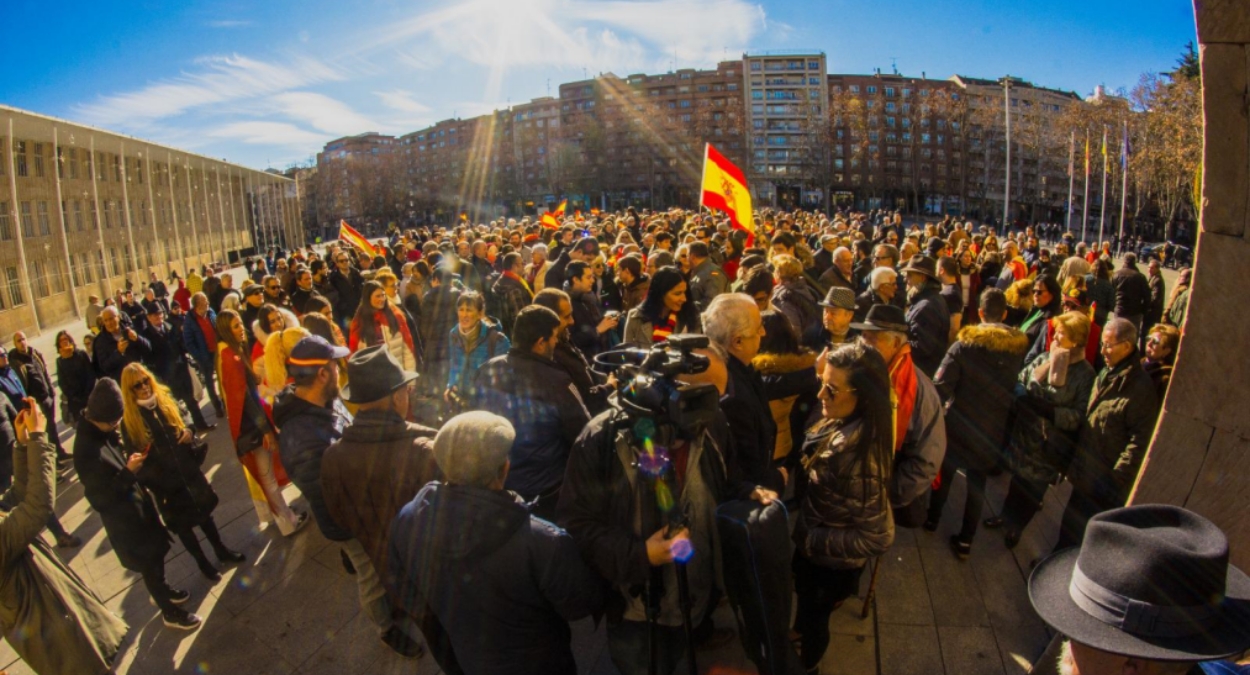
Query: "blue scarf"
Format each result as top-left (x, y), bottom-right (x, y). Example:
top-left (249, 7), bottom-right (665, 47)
top-left (0, 366), bottom-right (25, 399)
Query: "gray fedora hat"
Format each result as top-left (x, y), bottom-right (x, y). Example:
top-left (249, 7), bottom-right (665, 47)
top-left (341, 344), bottom-right (418, 404)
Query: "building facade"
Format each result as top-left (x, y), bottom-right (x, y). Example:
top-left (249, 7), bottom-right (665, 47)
top-left (0, 106), bottom-right (301, 338)
top-left (743, 51), bottom-right (829, 208)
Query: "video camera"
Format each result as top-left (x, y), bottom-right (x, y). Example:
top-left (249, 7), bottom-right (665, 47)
top-left (593, 334), bottom-right (720, 432)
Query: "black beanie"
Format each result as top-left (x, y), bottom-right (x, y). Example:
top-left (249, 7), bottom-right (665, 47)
top-left (85, 378), bottom-right (125, 423)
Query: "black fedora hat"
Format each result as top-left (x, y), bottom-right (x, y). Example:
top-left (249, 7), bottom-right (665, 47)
top-left (341, 344), bottom-right (419, 404)
top-left (900, 253), bottom-right (939, 280)
top-left (1029, 505), bottom-right (1250, 662)
top-left (849, 304), bottom-right (908, 333)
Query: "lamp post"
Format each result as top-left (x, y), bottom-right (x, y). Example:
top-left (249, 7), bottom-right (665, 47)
top-left (1001, 76), bottom-right (1012, 234)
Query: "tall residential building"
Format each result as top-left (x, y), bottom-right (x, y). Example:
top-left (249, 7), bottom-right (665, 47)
top-left (743, 51), bottom-right (829, 208)
top-left (0, 105), bottom-right (299, 336)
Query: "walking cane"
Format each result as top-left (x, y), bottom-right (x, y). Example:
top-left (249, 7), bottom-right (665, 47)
top-left (861, 556), bottom-right (882, 619)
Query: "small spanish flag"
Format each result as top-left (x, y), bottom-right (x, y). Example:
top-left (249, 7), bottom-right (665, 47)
top-left (339, 220), bottom-right (378, 257)
top-left (459, 212), bottom-right (468, 222)
top-left (700, 143), bottom-right (754, 244)
top-left (553, 199), bottom-right (567, 220)
top-left (590, 208), bottom-right (601, 217)
top-left (540, 212), bottom-right (559, 229)
top-left (575, 210), bottom-right (584, 222)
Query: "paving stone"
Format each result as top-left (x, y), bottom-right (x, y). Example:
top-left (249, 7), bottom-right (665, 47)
top-left (820, 631), bottom-right (876, 675)
top-left (971, 547), bottom-right (1043, 631)
top-left (919, 544), bottom-right (990, 627)
top-left (994, 622), bottom-right (1053, 675)
top-left (878, 622), bottom-right (940, 675)
top-left (874, 545), bottom-right (934, 626)
top-left (937, 625), bottom-right (1006, 675)
top-left (291, 610), bottom-right (439, 675)
top-left (828, 590), bottom-right (875, 637)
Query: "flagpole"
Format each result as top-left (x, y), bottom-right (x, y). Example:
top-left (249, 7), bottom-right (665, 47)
top-left (1066, 130), bottom-right (1075, 233)
top-left (1098, 125), bottom-right (1108, 247)
top-left (1082, 129), bottom-right (1090, 244)
top-left (1118, 119), bottom-right (1129, 252)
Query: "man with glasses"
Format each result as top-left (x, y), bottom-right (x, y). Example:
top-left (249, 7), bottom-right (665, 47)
top-left (1052, 318), bottom-right (1159, 553)
top-left (262, 274), bottom-right (290, 310)
top-left (140, 305), bottom-right (213, 431)
top-left (289, 268), bottom-right (324, 317)
top-left (329, 250), bottom-right (365, 332)
top-left (94, 306), bottom-right (151, 382)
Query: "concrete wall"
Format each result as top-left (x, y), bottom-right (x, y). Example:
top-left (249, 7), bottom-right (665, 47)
top-left (1130, 0), bottom-right (1250, 569)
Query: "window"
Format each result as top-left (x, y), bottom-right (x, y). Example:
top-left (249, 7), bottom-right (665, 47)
top-left (113, 155), bottom-right (122, 182)
top-left (0, 202), bottom-right (8, 240)
top-left (849, 85), bottom-right (859, 94)
top-left (4, 267), bottom-right (22, 307)
top-left (808, 61), bottom-right (819, 70)
top-left (866, 86), bottom-right (877, 95)
top-left (15, 141), bottom-right (27, 177)
top-left (885, 87), bottom-right (896, 97)
top-left (33, 143), bottom-right (44, 178)
top-left (68, 148), bottom-right (78, 179)
top-left (37, 201), bottom-right (50, 236)
top-left (103, 201), bottom-right (112, 229)
top-left (20, 202), bottom-right (33, 237)
top-left (97, 152), bottom-right (107, 181)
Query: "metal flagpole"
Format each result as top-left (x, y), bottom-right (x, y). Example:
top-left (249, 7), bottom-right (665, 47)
top-left (1066, 131), bottom-right (1075, 233)
top-left (1098, 125), bottom-right (1108, 247)
top-left (1081, 129), bottom-right (1090, 244)
top-left (1118, 119), bottom-right (1129, 251)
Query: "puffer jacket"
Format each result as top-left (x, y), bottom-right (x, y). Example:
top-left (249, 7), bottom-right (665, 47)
top-left (1068, 352), bottom-right (1160, 507)
top-left (1007, 352), bottom-right (1096, 487)
top-left (771, 279), bottom-right (821, 346)
top-left (273, 388), bottom-right (353, 541)
top-left (752, 351), bottom-right (819, 463)
top-left (447, 321), bottom-right (510, 400)
top-left (933, 323), bottom-right (1030, 473)
top-left (795, 418), bottom-right (894, 570)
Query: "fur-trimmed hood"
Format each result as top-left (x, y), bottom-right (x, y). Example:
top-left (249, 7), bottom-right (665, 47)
top-left (752, 350), bottom-right (817, 375)
top-left (956, 322), bottom-right (1029, 354)
top-left (252, 307), bottom-right (300, 346)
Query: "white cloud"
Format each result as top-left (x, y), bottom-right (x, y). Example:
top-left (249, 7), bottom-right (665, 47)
top-left (271, 91), bottom-right (380, 135)
top-left (375, 89), bottom-right (431, 115)
top-left (207, 20), bottom-right (252, 28)
top-left (75, 54), bottom-right (345, 127)
top-left (209, 121), bottom-right (327, 147)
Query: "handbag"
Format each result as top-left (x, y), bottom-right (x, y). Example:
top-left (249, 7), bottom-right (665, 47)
top-left (189, 436), bottom-right (210, 466)
top-left (234, 426), bottom-right (267, 458)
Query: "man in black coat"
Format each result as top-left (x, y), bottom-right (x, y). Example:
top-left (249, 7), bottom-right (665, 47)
top-left (389, 411), bottom-right (603, 675)
top-left (533, 289), bottom-right (615, 415)
top-left (139, 306), bottom-right (213, 430)
top-left (8, 332), bottom-right (67, 462)
top-left (93, 307), bottom-right (151, 382)
top-left (1111, 253), bottom-right (1151, 335)
top-left (473, 306), bottom-right (590, 519)
top-left (490, 252), bottom-right (533, 340)
top-left (289, 268), bottom-right (324, 317)
top-left (925, 289), bottom-right (1029, 557)
top-left (565, 261), bottom-right (616, 360)
top-left (329, 250), bottom-right (365, 330)
top-left (544, 236), bottom-right (599, 291)
top-left (900, 255), bottom-right (951, 378)
top-left (705, 293), bottom-right (785, 493)
top-left (74, 379), bottom-right (200, 630)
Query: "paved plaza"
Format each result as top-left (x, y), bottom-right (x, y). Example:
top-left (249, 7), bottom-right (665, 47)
top-left (0, 259), bottom-right (1180, 675)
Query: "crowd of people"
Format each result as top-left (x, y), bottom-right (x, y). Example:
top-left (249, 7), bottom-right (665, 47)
top-left (0, 204), bottom-right (1237, 675)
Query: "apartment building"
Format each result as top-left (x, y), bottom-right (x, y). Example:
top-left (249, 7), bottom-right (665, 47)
top-left (743, 51), bottom-right (829, 207)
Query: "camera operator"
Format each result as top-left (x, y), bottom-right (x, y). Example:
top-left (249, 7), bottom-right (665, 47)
top-left (557, 334), bottom-right (778, 675)
top-left (388, 412), bottom-right (604, 675)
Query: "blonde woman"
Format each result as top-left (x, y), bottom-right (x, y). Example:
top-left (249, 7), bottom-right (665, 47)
top-left (120, 364), bottom-right (245, 581)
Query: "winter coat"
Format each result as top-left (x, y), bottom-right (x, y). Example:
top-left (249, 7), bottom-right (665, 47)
top-left (688, 258), bottom-right (729, 311)
top-left (7, 349), bottom-right (53, 405)
top-left (328, 267), bottom-right (365, 321)
top-left (1142, 357), bottom-right (1173, 402)
top-left (73, 419), bottom-right (171, 571)
top-left (569, 289), bottom-right (608, 359)
top-left (272, 388), bottom-right (353, 541)
top-left (794, 418), bottom-right (894, 570)
top-left (321, 410), bottom-right (441, 580)
top-left (490, 273), bottom-right (533, 340)
top-left (388, 483), bottom-right (603, 675)
top-left (56, 350), bottom-right (97, 420)
top-left (771, 280), bottom-right (822, 347)
top-left (1165, 287), bottom-right (1190, 327)
top-left (1068, 353), bottom-right (1160, 507)
top-left (474, 350), bottom-right (590, 499)
top-left (905, 284), bottom-right (951, 378)
top-left (419, 285), bottom-right (461, 384)
top-left (141, 320), bottom-right (196, 399)
top-left (933, 323), bottom-right (1029, 473)
top-left (1146, 274), bottom-right (1165, 327)
top-left (0, 433), bottom-right (128, 675)
top-left (447, 321), bottom-right (510, 399)
top-left (556, 407), bottom-right (750, 624)
top-left (619, 275), bottom-right (650, 313)
top-left (723, 356), bottom-right (784, 493)
top-left (123, 406), bottom-right (218, 532)
top-left (92, 328), bottom-right (151, 383)
top-left (620, 307), bottom-right (701, 347)
top-left (1007, 352), bottom-right (1096, 487)
top-left (752, 351), bottom-right (820, 463)
top-left (816, 265), bottom-right (855, 294)
top-left (1086, 275), bottom-right (1115, 326)
top-left (552, 340), bottom-right (613, 416)
top-left (892, 367), bottom-right (946, 512)
top-left (349, 305), bottom-right (418, 371)
top-left (1112, 267), bottom-right (1151, 318)
top-left (182, 308), bottom-right (218, 369)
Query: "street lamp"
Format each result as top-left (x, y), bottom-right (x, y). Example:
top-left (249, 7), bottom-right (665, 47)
top-left (1000, 75), bottom-right (1012, 234)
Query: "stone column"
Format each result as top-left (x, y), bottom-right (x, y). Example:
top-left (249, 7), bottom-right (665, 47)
top-left (1130, 0), bottom-right (1250, 570)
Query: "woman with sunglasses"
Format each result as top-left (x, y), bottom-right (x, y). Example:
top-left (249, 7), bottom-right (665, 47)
top-left (119, 364), bottom-right (245, 581)
top-left (792, 341), bottom-right (895, 673)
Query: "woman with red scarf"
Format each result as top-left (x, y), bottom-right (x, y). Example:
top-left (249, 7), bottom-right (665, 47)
top-left (348, 281), bottom-right (418, 372)
top-left (214, 309), bottom-right (308, 536)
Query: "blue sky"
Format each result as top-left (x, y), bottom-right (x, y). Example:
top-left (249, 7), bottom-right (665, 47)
top-left (2, 0), bottom-right (1196, 170)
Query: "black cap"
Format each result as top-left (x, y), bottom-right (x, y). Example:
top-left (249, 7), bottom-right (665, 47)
top-left (849, 304), bottom-right (909, 333)
top-left (288, 336), bottom-right (350, 368)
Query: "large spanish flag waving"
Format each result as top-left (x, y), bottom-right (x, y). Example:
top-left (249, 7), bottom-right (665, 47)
top-left (339, 220), bottom-right (379, 257)
top-left (700, 143), bottom-right (754, 243)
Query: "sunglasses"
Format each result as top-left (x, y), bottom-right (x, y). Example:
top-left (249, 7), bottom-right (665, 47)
top-left (820, 382), bottom-right (856, 398)
top-left (266, 285), bottom-right (280, 291)
top-left (131, 377), bottom-right (152, 392)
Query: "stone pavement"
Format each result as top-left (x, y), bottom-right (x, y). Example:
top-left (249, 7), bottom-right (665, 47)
top-left (1, 255), bottom-right (1176, 674)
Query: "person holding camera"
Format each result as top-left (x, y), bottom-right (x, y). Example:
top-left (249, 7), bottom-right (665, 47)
top-left (0, 398), bottom-right (129, 674)
top-left (118, 364), bottom-right (245, 583)
top-left (389, 411), bottom-right (604, 675)
top-left (74, 379), bottom-right (202, 631)
top-left (566, 261), bottom-right (617, 359)
top-left (93, 305), bottom-right (151, 382)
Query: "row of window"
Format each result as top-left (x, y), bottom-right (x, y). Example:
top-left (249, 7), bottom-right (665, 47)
top-left (2, 138), bottom-right (243, 192)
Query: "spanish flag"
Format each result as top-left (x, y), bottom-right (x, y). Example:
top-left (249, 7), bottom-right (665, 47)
top-left (540, 212), bottom-right (559, 229)
top-left (553, 199), bottom-right (567, 221)
top-left (590, 208), bottom-right (601, 217)
top-left (459, 212), bottom-right (468, 222)
top-left (339, 220), bottom-right (378, 257)
top-left (700, 143), bottom-right (754, 243)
